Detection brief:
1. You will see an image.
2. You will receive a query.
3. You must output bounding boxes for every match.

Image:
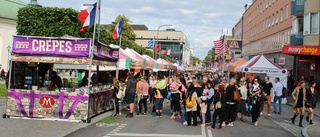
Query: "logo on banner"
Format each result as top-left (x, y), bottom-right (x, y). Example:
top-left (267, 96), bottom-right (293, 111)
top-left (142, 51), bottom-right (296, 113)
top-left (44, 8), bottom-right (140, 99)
top-left (75, 44), bottom-right (88, 51)
top-left (112, 51), bottom-right (119, 57)
top-left (15, 42), bottom-right (29, 49)
top-left (279, 57), bottom-right (285, 65)
top-left (39, 96), bottom-right (55, 108)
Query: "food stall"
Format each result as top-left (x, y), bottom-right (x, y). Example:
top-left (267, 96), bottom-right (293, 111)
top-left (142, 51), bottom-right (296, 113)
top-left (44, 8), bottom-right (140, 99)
top-left (4, 35), bottom-right (118, 122)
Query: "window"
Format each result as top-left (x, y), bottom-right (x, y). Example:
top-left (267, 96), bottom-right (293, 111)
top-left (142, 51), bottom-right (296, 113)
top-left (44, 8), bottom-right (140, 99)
top-left (280, 8), bottom-right (283, 22)
top-left (266, 18), bottom-right (269, 29)
top-left (260, 3), bottom-right (262, 13)
top-left (304, 13), bottom-right (319, 35)
top-left (268, 16), bottom-right (271, 28)
top-left (311, 13), bottom-right (319, 34)
top-left (275, 11), bottom-right (279, 24)
top-left (265, 0), bottom-right (268, 8)
top-left (285, 5), bottom-right (288, 20)
top-left (272, 14), bottom-right (275, 26)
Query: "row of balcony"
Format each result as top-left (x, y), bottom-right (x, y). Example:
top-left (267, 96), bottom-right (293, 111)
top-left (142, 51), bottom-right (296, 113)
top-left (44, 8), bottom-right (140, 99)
top-left (291, 0), bottom-right (304, 16)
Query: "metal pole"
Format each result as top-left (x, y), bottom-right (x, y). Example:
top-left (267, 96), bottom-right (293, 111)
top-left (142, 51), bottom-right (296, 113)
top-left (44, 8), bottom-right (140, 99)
top-left (116, 35), bottom-right (122, 79)
top-left (97, 0), bottom-right (101, 41)
top-left (155, 24), bottom-right (172, 59)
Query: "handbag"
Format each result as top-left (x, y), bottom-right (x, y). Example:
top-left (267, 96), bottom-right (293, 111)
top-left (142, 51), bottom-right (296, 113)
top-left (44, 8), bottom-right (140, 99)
top-left (233, 89), bottom-right (241, 104)
top-left (215, 93), bottom-right (222, 109)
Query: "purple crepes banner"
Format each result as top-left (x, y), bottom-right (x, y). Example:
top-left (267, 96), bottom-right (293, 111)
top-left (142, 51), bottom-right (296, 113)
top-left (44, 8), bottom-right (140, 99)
top-left (93, 41), bottom-right (119, 61)
top-left (12, 35), bottom-right (91, 57)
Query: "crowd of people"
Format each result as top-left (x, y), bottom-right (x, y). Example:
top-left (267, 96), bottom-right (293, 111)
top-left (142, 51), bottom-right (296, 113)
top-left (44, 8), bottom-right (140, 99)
top-left (110, 70), bottom-right (319, 130)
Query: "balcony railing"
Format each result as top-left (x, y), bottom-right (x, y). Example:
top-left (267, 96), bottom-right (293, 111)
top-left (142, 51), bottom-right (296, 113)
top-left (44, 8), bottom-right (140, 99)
top-left (290, 32), bottom-right (303, 45)
top-left (291, 0), bottom-right (304, 16)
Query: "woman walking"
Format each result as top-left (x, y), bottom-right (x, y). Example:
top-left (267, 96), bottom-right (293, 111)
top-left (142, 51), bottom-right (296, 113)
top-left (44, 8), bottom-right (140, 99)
top-left (250, 78), bottom-right (263, 126)
top-left (225, 78), bottom-right (238, 127)
top-left (186, 86), bottom-right (198, 126)
top-left (291, 81), bottom-right (307, 127)
top-left (306, 82), bottom-right (319, 125)
top-left (208, 84), bottom-right (226, 130)
top-left (137, 76), bottom-right (149, 116)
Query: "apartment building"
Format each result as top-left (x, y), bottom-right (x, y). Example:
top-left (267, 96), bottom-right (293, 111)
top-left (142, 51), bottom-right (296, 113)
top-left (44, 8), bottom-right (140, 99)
top-left (242, 0), bottom-right (294, 69)
top-left (282, 0), bottom-right (320, 82)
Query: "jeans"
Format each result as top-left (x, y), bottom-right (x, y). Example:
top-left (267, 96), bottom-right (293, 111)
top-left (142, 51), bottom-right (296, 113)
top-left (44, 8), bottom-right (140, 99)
top-left (273, 96), bottom-right (282, 113)
top-left (154, 98), bottom-right (164, 110)
top-left (205, 100), bottom-right (212, 122)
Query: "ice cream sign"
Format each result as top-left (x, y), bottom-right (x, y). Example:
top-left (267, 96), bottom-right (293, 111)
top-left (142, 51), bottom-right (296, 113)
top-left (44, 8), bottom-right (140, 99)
top-left (12, 35), bottom-right (91, 57)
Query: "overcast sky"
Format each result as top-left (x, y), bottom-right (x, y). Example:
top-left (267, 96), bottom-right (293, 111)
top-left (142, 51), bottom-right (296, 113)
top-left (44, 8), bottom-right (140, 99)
top-left (22, 0), bottom-right (252, 59)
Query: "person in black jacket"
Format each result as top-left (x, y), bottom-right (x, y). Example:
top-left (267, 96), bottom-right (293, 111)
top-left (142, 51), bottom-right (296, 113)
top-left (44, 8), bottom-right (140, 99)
top-left (208, 84), bottom-right (227, 130)
top-left (225, 78), bottom-right (238, 127)
top-left (112, 78), bottom-right (120, 116)
top-left (306, 81), bottom-right (319, 125)
top-left (125, 72), bottom-right (136, 118)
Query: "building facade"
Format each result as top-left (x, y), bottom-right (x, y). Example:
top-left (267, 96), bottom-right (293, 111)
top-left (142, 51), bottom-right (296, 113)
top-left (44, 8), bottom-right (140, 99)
top-left (242, 0), bottom-right (294, 69)
top-left (282, 0), bottom-right (320, 82)
top-left (0, 0), bottom-right (26, 72)
top-left (134, 29), bottom-right (191, 66)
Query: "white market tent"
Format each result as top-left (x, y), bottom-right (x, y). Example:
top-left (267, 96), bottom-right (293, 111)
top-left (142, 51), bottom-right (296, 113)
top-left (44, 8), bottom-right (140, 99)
top-left (235, 54), bottom-right (289, 103)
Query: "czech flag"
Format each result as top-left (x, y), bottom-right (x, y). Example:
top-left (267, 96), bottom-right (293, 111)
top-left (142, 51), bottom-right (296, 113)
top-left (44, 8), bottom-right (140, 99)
top-left (78, 3), bottom-right (97, 32)
top-left (112, 19), bottom-right (124, 40)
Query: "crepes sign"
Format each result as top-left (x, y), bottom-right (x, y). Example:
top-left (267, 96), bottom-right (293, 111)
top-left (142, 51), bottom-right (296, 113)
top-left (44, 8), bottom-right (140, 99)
top-left (12, 35), bottom-right (91, 57)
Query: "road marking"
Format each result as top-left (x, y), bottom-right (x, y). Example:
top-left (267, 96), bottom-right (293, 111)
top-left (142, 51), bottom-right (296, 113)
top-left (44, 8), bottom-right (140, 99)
top-left (207, 126), bottom-right (213, 137)
top-left (106, 133), bottom-right (203, 137)
top-left (112, 130), bottom-right (120, 132)
top-left (201, 126), bottom-right (206, 137)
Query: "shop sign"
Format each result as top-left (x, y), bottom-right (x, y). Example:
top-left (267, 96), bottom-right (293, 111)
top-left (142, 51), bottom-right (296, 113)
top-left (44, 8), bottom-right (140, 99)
top-left (12, 35), bottom-right (91, 57)
top-left (298, 58), bottom-right (316, 63)
top-left (279, 57), bottom-right (285, 65)
top-left (39, 96), bottom-right (55, 108)
top-left (311, 63), bottom-right (316, 71)
top-left (93, 41), bottom-right (119, 61)
top-left (244, 67), bottom-right (287, 75)
top-left (282, 45), bottom-right (320, 56)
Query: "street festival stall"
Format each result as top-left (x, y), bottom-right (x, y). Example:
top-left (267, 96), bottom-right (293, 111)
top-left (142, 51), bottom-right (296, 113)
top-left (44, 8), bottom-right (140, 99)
top-left (5, 35), bottom-right (118, 122)
top-left (235, 54), bottom-right (288, 104)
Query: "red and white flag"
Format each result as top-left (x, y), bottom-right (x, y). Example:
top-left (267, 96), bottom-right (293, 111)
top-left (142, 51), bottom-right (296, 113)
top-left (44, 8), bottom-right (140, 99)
top-left (214, 40), bottom-right (222, 54)
top-left (222, 43), bottom-right (229, 54)
top-left (112, 19), bottom-right (124, 40)
top-left (163, 49), bottom-right (171, 55)
top-left (77, 3), bottom-right (97, 32)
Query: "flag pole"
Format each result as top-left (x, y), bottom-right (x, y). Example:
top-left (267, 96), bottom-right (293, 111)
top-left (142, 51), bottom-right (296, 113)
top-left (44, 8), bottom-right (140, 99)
top-left (116, 34), bottom-right (122, 79)
top-left (88, 2), bottom-right (98, 89)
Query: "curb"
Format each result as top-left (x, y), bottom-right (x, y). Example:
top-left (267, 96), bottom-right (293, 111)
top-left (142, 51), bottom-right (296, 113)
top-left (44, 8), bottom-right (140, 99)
top-left (286, 103), bottom-right (319, 137)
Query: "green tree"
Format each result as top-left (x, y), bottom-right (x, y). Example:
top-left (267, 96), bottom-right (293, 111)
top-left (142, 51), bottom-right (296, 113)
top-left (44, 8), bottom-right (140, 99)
top-left (192, 56), bottom-right (200, 66)
top-left (203, 50), bottom-right (213, 67)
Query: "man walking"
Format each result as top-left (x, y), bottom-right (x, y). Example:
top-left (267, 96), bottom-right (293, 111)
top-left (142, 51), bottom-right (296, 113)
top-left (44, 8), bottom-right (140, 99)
top-left (261, 76), bottom-right (273, 116)
top-left (273, 77), bottom-right (283, 115)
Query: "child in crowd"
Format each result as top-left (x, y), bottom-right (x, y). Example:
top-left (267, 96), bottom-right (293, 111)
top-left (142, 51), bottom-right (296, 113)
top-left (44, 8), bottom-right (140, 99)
top-left (199, 96), bottom-right (207, 126)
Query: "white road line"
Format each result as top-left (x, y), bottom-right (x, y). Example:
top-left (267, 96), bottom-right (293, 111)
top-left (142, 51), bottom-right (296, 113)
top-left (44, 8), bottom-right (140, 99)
top-left (109, 131), bottom-right (118, 134)
top-left (115, 127), bottom-right (123, 130)
top-left (121, 124), bottom-right (128, 125)
top-left (106, 133), bottom-right (203, 137)
top-left (201, 126), bottom-right (206, 137)
top-left (118, 126), bottom-right (126, 128)
top-left (207, 126), bottom-right (213, 137)
top-left (112, 130), bottom-right (120, 132)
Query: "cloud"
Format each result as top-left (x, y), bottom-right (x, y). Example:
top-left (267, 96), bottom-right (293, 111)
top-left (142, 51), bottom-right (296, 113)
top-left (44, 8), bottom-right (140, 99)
top-left (24, 0), bottom-right (252, 60)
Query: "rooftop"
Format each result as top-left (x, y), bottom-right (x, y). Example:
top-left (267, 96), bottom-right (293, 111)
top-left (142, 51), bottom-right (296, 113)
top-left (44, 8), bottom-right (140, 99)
top-left (0, 0), bottom-right (27, 21)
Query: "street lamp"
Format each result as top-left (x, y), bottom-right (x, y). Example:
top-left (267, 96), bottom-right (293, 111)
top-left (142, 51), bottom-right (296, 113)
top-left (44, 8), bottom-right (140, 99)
top-left (7, 46), bottom-right (11, 71)
top-left (155, 24), bottom-right (173, 59)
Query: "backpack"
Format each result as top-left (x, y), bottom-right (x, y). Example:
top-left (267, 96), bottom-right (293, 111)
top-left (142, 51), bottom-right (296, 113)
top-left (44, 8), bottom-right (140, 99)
top-left (186, 93), bottom-right (196, 108)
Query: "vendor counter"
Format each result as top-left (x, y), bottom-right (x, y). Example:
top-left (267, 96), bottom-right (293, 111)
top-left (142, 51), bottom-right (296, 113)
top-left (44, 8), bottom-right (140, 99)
top-left (5, 87), bottom-right (114, 122)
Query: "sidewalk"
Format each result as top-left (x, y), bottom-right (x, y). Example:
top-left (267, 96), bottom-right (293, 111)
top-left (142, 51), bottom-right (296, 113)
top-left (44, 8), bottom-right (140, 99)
top-left (285, 97), bottom-right (320, 137)
top-left (0, 99), bottom-right (112, 137)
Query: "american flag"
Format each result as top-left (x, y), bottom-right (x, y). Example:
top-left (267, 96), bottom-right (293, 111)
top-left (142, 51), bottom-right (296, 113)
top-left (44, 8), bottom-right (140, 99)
top-left (214, 40), bottom-right (222, 54)
top-left (222, 43), bottom-right (229, 54)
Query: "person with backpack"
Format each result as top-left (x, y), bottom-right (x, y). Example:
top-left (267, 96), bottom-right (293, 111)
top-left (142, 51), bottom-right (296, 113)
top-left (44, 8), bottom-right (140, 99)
top-left (186, 85), bottom-right (198, 126)
top-left (152, 73), bottom-right (168, 118)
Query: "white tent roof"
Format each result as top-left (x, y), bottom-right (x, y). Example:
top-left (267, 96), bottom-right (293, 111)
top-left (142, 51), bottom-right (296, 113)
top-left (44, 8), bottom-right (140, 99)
top-left (234, 55), bottom-right (259, 72)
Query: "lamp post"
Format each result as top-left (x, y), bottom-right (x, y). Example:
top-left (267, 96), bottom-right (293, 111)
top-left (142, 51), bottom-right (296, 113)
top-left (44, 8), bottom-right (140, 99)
top-left (155, 24), bottom-right (173, 59)
top-left (7, 46), bottom-right (11, 71)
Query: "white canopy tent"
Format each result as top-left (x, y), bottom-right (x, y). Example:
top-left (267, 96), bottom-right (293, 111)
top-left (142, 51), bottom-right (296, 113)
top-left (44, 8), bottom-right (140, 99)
top-left (235, 54), bottom-right (289, 104)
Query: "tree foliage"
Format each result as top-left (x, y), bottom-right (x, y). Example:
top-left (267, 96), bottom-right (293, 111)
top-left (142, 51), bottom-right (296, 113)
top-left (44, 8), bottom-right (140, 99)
top-left (192, 56), bottom-right (200, 66)
top-left (203, 50), bottom-right (213, 67)
top-left (16, 7), bottom-right (170, 61)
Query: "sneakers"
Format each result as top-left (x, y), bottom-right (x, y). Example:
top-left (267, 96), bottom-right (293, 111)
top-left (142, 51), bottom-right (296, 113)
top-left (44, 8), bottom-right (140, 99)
top-left (277, 112), bottom-right (281, 115)
top-left (136, 113), bottom-right (147, 116)
top-left (260, 112), bottom-right (263, 116)
top-left (152, 114), bottom-right (159, 118)
top-left (200, 124), bottom-right (205, 127)
top-left (208, 127), bottom-right (215, 130)
top-left (230, 123), bottom-right (234, 127)
top-left (222, 122), bottom-right (226, 126)
top-left (254, 121), bottom-right (258, 126)
top-left (267, 114), bottom-right (271, 116)
top-left (183, 121), bottom-right (188, 125)
top-left (125, 113), bottom-right (133, 118)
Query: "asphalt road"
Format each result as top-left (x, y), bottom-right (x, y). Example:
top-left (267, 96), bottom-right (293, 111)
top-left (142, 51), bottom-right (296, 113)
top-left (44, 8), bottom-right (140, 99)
top-left (67, 100), bottom-right (296, 137)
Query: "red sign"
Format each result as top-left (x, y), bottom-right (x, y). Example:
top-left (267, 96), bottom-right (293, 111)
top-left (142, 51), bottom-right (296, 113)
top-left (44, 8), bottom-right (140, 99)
top-left (39, 96), bottom-right (55, 108)
top-left (282, 45), bottom-right (320, 56)
top-left (298, 58), bottom-right (316, 63)
top-left (311, 63), bottom-right (316, 71)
